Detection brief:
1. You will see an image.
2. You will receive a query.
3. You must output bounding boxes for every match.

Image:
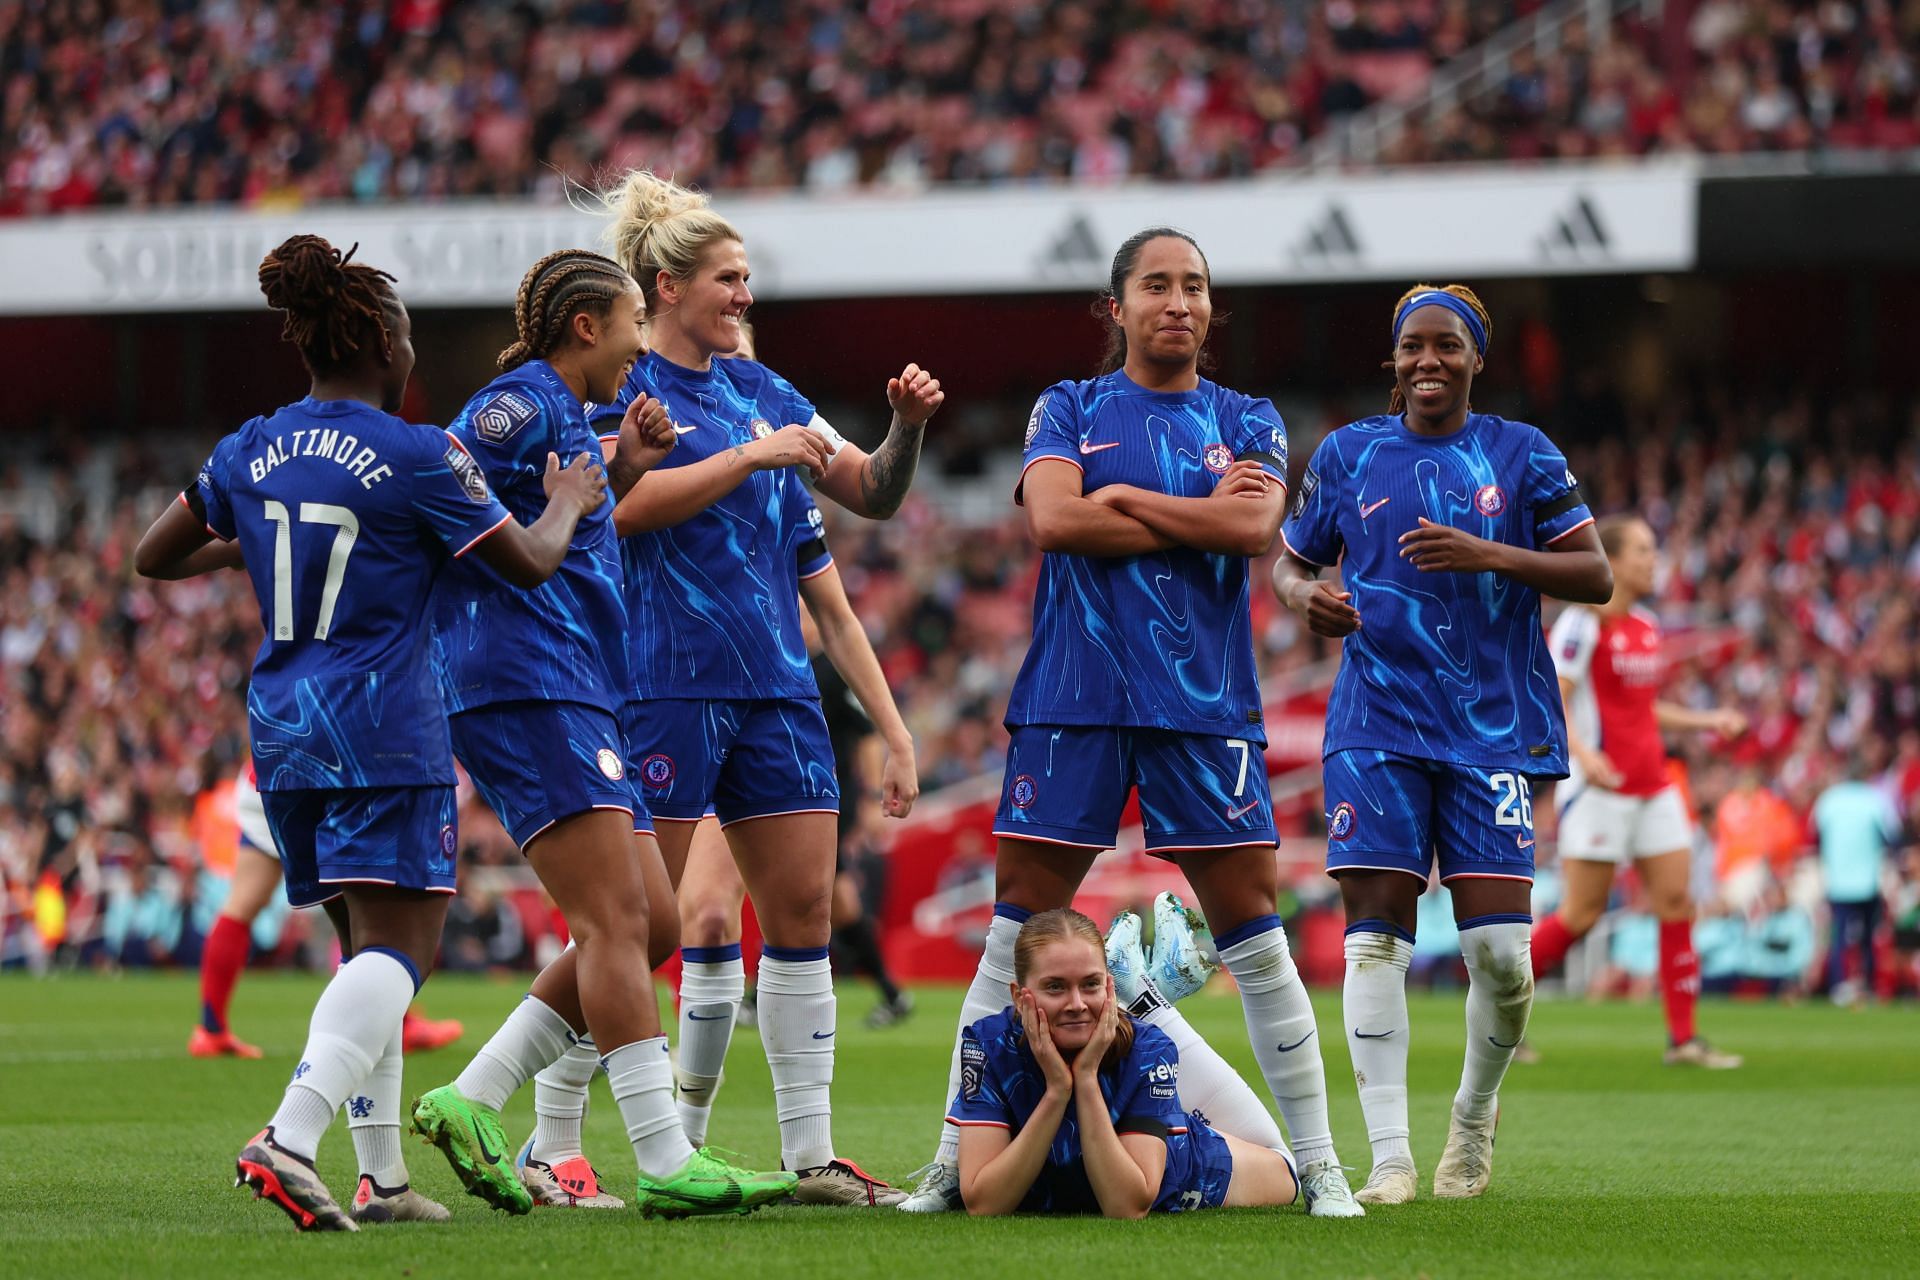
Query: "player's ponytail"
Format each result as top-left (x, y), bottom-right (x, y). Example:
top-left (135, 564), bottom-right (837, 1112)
top-left (1385, 283), bottom-right (1491, 415)
top-left (596, 169), bottom-right (741, 313)
top-left (498, 249), bottom-right (633, 372)
top-left (1092, 227), bottom-right (1220, 378)
top-left (258, 234), bottom-right (396, 376)
top-left (1013, 909), bottom-right (1137, 1073)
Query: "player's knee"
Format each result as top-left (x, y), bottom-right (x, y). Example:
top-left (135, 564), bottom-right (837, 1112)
top-left (681, 901), bottom-right (738, 950)
top-left (1653, 890), bottom-right (1694, 922)
top-left (1463, 928), bottom-right (1534, 999)
top-left (1561, 899), bottom-right (1605, 936)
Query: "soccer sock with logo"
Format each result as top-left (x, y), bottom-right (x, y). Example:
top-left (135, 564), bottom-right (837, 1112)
top-left (757, 946), bottom-right (837, 1171)
top-left (602, 1036), bottom-right (694, 1179)
top-left (1136, 1003), bottom-right (1287, 1150)
top-left (1658, 918), bottom-right (1699, 1046)
top-left (530, 1033), bottom-right (599, 1166)
top-left (1530, 911), bottom-right (1577, 977)
top-left (453, 993), bottom-right (576, 1112)
top-left (1343, 923), bottom-right (1415, 1171)
top-left (348, 1021), bottom-right (409, 1188)
top-left (935, 904), bottom-right (1025, 1166)
top-left (676, 944), bottom-right (745, 1146)
top-left (266, 947), bottom-right (416, 1161)
top-left (200, 913), bottom-right (252, 1035)
top-left (1217, 916), bottom-right (1337, 1169)
top-left (1455, 916), bottom-right (1534, 1124)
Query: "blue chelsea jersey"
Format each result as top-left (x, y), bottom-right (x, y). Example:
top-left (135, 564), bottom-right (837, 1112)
top-left (590, 352), bottom-right (825, 702)
top-left (191, 398), bottom-right (512, 790)
top-left (1006, 371), bottom-right (1287, 742)
top-left (431, 361), bottom-right (628, 715)
top-left (946, 1008), bottom-right (1197, 1214)
top-left (1280, 412), bottom-right (1593, 776)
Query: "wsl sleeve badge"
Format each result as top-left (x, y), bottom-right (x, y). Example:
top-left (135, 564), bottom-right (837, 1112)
top-left (960, 1034), bottom-right (987, 1099)
top-left (473, 390), bottom-right (539, 444)
top-left (443, 441), bottom-right (493, 504)
top-left (1025, 394), bottom-right (1050, 448)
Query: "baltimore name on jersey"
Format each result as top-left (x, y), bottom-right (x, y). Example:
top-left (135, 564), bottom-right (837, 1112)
top-left (1007, 370), bottom-right (1287, 742)
top-left (1281, 411), bottom-right (1594, 776)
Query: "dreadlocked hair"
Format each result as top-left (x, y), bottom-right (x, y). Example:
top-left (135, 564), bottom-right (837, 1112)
top-left (257, 235), bottom-right (396, 376)
top-left (1385, 283), bottom-right (1491, 415)
top-left (498, 249), bottom-right (634, 372)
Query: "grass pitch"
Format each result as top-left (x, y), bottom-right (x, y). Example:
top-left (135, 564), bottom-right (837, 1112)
top-left (2, 973), bottom-right (1914, 1279)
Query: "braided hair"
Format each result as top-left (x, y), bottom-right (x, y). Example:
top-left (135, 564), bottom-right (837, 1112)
top-left (1385, 283), bottom-right (1491, 415)
top-left (498, 249), bottom-right (634, 372)
top-left (257, 235), bottom-right (396, 376)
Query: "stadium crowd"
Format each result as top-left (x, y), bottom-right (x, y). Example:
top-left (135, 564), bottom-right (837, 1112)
top-left (2, 375), bottom-right (1917, 997)
top-left (6, 0), bottom-right (1920, 216)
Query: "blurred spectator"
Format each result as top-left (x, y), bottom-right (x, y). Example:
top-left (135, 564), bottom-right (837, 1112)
top-left (441, 869), bottom-right (527, 972)
top-left (1811, 752), bottom-right (1902, 1002)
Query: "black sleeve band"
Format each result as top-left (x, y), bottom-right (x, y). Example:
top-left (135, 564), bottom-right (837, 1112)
top-left (794, 536), bottom-right (828, 566)
top-left (183, 482), bottom-right (209, 525)
top-left (1114, 1115), bottom-right (1171, 1140)
top-left (1235, 446), bottom-right (1284, 470)
top-left (1534, 487), bottom-right (1586, 524)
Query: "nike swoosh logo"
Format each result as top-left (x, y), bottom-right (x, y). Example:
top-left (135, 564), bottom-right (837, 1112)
top-left (1353, 1028), bottom-right (1395, 1039)
top-left (1278, 1031), bottom-right (1315, 1052)
top-left (1226, 800), bottom-right (1261, 821)
top-left (688, 1012), bottom-right (728, 1021)
top-left (812, 1030), bottom-right (834, 1040)
top-left (476, 1128), bottom-right (504, 1165)
top-left (1078, 440), bottom-right (1120, 454)
top-left (672, 423), bottom-right (699, 434)
top-left (1359, 497), bottom-right (1391, 519)
top-left (1488, 1034), bottom-right (1521, 1049)
top-left (1517, 836), bottom-right (1535, 849)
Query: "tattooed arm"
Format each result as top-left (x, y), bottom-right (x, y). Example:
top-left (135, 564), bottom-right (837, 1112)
top-left (815, 363), bottom-right (944, 520)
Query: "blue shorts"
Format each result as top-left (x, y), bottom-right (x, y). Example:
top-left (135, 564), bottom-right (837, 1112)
top-left (622, 698), bottom-right (838, 826)
top-left (262, 785), bottom-right (458, 909)
top-left (450, 699), bottom-right (649, 849)
top-left (1321, 748), bottom-right (1538, 883)
top-left (992, 725), bottom-right (1277, 857)
top-left (1155, 1115), bottom-right (1237, 1213)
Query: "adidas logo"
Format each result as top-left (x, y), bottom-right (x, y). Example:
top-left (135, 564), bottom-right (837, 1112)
top-left (1537, 193), bottom-right (1611, 261)
top-left (1289, 203), bottom-right (1362, 268)
top-left (1037, 213), bottom-right (1103, 276)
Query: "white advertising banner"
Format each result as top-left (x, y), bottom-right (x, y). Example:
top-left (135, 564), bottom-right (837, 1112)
top-left (0, 162), bottom-right (1695, 315)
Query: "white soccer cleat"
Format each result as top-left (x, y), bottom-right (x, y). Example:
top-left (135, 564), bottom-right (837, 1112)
top-left (350, 1175), bottom-right (452, 1223)
top-left (1298, 1158), bottom-right (1365, 1218)
top-left (1354, 1161), bottom-right (1417, 1206)
top-left (1432, 1110), bottom-right (1498, 1199)
top-left (896, 1159), bottom-right (963, 1213)
top-left (791, 1158), bottom-right (907, 1207)
top-left (1105, 910), bottom-right (1153, 1008)
top-left (1663, 1037), bottom-right (1742, 1069)
top-left (1148, 891), bottom-right (1218, 1003)
top-left (515, 1137), bottom-right (626, 1209)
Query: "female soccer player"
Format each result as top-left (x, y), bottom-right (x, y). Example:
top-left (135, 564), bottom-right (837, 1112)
top-left (409, 247), bottom-right (794, 1219)
top-left (951, 909), bottom-right (1300, 1217)
top-left (1272, 284), bottom-right (1612, 1206)
top-left (134, 234), bottom-right (604, 1230)
top-left (1534, 514), bottom-right (1746, 1067)
top-left (907, 227), bottom-right (1360, 1218)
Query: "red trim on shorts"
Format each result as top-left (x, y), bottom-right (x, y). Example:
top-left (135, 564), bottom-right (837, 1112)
top-left (315, 875), bottom-right (457, 894)
top-left (1328, 863), bottom-right (1430, 883)
top-left (519, 804), bottom-right (637, 851)
top-left (990, 828), bottom-right (1112, 851)
top-left (1439, 871), bottom-right (1536, 884)
top-left (1143, 840), bottom-right (1280, 855)
top-left (718, 807), bottom-right (839, 830)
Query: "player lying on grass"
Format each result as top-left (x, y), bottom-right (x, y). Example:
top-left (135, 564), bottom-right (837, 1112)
top-left (951, 908), bottom-right (1299, 1218)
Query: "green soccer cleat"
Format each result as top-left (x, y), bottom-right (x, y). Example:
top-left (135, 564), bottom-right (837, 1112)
top-left (409, 1085), bottom-right (533, 1215)
top-left (631, 1147), bottom-right (797, 1219)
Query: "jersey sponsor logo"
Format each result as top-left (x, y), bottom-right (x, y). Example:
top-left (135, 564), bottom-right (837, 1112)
top-left (1149, 1083), bottom-right (1177, 1100)
top-left (1025, 394), bottom-right (1050, 448)
top-left (1144, 1060), bottom-right (1178, 1084)
top-left (960, 1037), bottom-right (986, 1099)
top-left (806, 505), bottom-right (824, 531)
top-left (1078, 438), bottom-right (1120, 455)
top-left (596, 748), bottom-right (625, 781)
top-left (1328, 801), bottom-right (1357, 841)
top-left (750, 418), bottom-right (775, 441)
top-left (1202, 442), bottom-right (1233, 474)
top-left (1009, 774), bottom-right (1037, 809)
top-left (473, 390), bottom-right (539, 444)
top-left (443, 442), bottom-right (492, 504)
top-left (642, 753), bottom-right (675, 787)
top-left (1475, 484), bottom-right (1508, 517)
top-left (1359, 496), bottom-right (1390, 520)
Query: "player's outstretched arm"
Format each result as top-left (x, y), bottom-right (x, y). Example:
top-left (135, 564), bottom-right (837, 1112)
top-left (469, 452), bottom-right (606, 587)
top-left (1397, 518), bottom-right (1612, 603)
top-left (1655, 701), bottom-right (1748, 737)
top-left (134, 496), bottom-right (243, 580)
top-left (1023, 459), bottom-right (1177, 557)
top-left (1091, 460), bottom-right (1285, 558)
top-left (799, 564), bottom-right (919, 819)
top-left (608, 425), bottom-right (830, 536)
top-left (1272, 552), bottom-right (1361, 637)
top-left (815, 363), bottom-right (944, 519)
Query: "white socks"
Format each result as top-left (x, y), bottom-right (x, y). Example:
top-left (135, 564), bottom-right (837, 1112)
top-left (676, 945), bottom-right (745, 1147)
top-left (268, 948), bottom-right (416, 1161)
top-left (603, 1037), bottom-right (694, 1179)
top-left (935, 907), bottom-right (1024, 1166)
top-left (347, 1021), bottom-right (408, 1187)
top-left (1455, 918), bottom-right (1533, 1124)
top-left (530, 1034), bottom-right (599, 1165)
top-left (1137, 1003), bottom-right (1287, 1151)
top-left (757, 948), bottom-right (836, 1171)
top-left (1343, 927), bottom-right (1415, 1171)
top-left (454, 994), bottom-right (575, 1112)
top-left (1217, 917), bottom-right (1337, 1169)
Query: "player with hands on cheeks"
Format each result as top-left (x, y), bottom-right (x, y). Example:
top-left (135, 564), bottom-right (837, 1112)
top-left (1272, 283), bottom-right (1610, 1208)
top-left (951, 910), bottom-right (1299, 1219)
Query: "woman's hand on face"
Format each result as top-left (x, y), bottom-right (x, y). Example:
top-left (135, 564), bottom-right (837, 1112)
top-left (1074, 975), bottom-right (1120, 1084)
top-left (1018, 989), bottom-right (1074, 1097)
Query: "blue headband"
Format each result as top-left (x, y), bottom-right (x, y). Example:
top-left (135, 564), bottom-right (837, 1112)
top-left (1392, 291), bottom-right (1488, 356)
